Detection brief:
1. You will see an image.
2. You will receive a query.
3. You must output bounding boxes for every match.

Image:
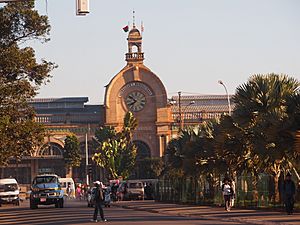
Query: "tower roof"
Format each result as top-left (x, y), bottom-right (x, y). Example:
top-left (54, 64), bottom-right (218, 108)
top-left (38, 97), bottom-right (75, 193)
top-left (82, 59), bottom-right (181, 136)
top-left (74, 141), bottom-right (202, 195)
top-left (128, 27), bottom-right (142, 40)
top-left (126, 26), bottom-right (143, 65)
top-left (129, 27), bottom-right (141, 35)
top-left (125, 11), bottom-right (144, 65)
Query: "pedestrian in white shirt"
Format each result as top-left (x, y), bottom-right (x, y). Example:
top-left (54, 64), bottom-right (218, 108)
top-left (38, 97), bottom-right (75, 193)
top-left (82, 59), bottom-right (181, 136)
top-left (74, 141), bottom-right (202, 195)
top-left (222, 178), bottom-right (234, 211)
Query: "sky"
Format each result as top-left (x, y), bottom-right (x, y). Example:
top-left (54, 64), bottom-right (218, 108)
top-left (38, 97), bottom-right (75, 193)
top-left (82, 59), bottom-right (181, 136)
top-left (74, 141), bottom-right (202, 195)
top-left (7, 0), bottom-right (300, 104)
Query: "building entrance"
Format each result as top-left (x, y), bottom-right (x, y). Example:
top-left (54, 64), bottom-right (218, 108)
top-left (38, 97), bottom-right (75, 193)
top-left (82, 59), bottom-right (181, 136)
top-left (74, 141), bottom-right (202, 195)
top-left (134, 140), bottom-right (151, 160)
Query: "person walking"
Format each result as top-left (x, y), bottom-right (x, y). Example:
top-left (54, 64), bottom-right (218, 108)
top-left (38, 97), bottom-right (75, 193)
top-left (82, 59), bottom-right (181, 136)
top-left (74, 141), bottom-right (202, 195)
top-left (222, 178), bottom-right (233, 211)
top-left (66, 184), bottom-right (72, 199)
top-left (76, 184), bottom-right (82, 200)
top-left (283, 172), bottom-right (296, 215)
top-left (91, 181), bottom-right (107, 222)
top-left (111, 183), bottom-right (118, 202)
top-left (144, 183), bottom-right (151, 200)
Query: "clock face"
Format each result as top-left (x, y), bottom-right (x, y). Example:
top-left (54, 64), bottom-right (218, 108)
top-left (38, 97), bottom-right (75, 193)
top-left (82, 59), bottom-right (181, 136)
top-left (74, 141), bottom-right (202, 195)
top-left (125, 91), bottom-right (146, 112)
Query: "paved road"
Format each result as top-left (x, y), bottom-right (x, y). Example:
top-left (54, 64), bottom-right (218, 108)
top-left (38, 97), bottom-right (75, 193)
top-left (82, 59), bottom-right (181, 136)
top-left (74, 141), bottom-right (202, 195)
top-left (0, 200), bottom-right (242, 225)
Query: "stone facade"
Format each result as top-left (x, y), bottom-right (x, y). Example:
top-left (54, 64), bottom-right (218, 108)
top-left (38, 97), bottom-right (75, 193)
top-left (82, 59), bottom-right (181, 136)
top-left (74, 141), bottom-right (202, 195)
top-left (0, 97), bottom-right (103, 184)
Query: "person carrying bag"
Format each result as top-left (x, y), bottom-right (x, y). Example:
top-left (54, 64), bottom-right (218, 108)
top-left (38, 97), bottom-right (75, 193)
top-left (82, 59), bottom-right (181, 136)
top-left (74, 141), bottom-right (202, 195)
top-left (91, 181), bottom-right (107, 222)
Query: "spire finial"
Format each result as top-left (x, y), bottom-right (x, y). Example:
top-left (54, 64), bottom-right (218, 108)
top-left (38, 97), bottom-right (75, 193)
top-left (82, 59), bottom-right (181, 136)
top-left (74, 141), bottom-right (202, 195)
top-left (133, 9), bottom-right (136, 27)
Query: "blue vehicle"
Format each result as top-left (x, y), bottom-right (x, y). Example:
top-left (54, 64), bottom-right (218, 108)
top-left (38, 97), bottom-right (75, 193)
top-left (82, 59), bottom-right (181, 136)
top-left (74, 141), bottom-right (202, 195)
top-left (30, 174), bottom-right (64, 209)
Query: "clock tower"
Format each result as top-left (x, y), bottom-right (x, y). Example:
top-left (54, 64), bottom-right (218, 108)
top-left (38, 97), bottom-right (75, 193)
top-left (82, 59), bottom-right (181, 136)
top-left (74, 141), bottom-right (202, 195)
top-left (104, 24), bottom-right (172, 158)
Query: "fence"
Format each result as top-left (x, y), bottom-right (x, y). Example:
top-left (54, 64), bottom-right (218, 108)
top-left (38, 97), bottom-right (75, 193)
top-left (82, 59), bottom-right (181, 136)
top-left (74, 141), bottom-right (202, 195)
top-left (155, 174), bottom-right (300, 208)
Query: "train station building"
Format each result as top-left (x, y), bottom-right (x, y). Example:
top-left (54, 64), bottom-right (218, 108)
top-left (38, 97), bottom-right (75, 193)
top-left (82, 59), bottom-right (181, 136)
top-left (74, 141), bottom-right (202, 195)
top-left (0, 25), bottom-right (232, 184)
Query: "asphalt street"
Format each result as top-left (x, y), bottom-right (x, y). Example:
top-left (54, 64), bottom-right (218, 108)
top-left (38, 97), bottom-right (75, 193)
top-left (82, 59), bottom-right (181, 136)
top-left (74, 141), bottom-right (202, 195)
top-left (0, 199), bottom-right (243, 225)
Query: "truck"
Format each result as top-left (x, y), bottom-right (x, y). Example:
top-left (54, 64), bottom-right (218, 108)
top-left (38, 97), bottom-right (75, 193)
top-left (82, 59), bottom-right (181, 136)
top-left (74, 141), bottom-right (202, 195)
top-left (30, 174), bottom-right (64, 209)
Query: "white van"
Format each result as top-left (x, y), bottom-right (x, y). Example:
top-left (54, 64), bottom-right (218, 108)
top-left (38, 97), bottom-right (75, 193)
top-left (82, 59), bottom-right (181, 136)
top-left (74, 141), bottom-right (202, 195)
top-left (58, 178), bottom-right (75, 199)
top-left (0, 178), bottom-right (20, 206)
top-left (126, 180), bottom-right (144, 200)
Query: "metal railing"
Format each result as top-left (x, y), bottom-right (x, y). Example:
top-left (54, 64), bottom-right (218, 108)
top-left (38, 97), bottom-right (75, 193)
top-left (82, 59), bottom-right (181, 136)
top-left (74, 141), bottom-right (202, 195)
top-left (155, 174), bottom-right (300, 208)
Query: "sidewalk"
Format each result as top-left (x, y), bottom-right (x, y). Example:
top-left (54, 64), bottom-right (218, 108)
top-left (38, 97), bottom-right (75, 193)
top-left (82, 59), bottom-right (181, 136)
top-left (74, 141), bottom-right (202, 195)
top-left (111, 200), bottom-right (300, 225)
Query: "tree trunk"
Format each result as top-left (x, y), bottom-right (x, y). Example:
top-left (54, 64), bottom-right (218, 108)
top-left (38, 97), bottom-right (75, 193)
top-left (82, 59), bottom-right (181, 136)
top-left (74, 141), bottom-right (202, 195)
top-left (273, 171), bottom-right (281, 203)
top-left (66, 166), bottom-right (72, 178)
top-left (271, 162), bottom-right (281, 204)
top-left (15, 159), bottom-right (19, 181)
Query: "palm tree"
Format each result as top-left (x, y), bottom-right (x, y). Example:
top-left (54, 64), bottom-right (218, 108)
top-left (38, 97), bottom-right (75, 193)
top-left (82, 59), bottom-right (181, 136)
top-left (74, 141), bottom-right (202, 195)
top-left (164, 128), bottom-right (196, 177)
top-left (213, 115), bottom-right (247, 176)
top-left (286, 93), bottom-right (300, 179)
top-left (233, 73), bottom-right (300, 202)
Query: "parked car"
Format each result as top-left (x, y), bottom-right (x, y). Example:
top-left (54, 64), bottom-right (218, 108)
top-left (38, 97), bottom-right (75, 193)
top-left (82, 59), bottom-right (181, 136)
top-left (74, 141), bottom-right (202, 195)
top-left (0, 178), bottom-right (20, 206)
top-left (58, 177), bottom-right (75, 199)
top-left (116, 180), bottom-right (144, 201)
top-left (126, 180), bottom-right (144, 200)
top-left (30, 174), bottom-right (64, 209)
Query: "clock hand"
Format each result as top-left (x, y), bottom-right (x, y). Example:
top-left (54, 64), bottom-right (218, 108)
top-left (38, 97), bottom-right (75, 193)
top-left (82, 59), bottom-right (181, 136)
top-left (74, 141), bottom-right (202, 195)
top-left (128, 96), bottom-right (137, 102)
top-left (128, 102), bottom-right (135, 106)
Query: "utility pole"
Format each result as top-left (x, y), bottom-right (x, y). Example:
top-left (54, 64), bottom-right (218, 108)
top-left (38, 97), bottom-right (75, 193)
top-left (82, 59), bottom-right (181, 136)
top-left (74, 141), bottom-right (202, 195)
top-left (178, 91), bottom-right (182, 130)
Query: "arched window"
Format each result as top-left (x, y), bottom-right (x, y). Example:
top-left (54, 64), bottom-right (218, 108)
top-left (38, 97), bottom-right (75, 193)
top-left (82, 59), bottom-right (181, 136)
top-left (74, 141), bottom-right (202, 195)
top-left (134, 140), bottom-right (151, 161)
top-left (40, 143), bottom-right (63, 156)
top-left (131, 45), bottom-right (139, 53)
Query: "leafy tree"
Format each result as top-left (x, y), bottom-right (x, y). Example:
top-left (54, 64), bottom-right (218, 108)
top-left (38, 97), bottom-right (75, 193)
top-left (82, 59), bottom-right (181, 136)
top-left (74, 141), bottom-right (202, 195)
top-left (164, 127), bottom-right (199, 178)
top-left (286, 93), bottom-right (300, 139)
top-left (233, 74), bottom-right (300, 202)
top-left (163, 73), bottom-right (300, 205)
top-left (94, 126), bottom-right (116, 143)
top-left (0, 1), bottom-right (56, 166)
top-left (0, 110), bottom-right (45, 165)
top-left (93, 112), bottom-right (137, 179)
top-left (164, 123), bottom-right (218, 178)
top-left (164, 123), bottom-right (223, 199)
top-left (163, 138), bottom-right (184, 178)
top-left (213, 114), bottom-right (264, 202)
top-left (213, 115), bottom-right (253, 176)
top-left (64, 134), bottom-right (81, 168)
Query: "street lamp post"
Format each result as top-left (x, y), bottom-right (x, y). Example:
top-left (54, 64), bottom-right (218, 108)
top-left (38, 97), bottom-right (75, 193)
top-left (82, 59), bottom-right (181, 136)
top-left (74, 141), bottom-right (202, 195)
top-left (176, 91), bottom-right (195, 130)
top-left (218, 80), bottom-right (232, 116)
top-left (85, 124), bottom-right (90, 186)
